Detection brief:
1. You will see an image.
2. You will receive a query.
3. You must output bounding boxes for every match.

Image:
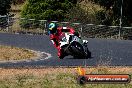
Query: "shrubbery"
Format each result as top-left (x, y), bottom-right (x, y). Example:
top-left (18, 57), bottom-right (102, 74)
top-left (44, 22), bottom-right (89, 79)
top-left (92, 0), bottom-right (132, 26)
top-left (0, 0), bottom-right (12, 15)
top-left (21, 0), bottom-right (75, 21)
top-left (20, 0), bottom-right (101, 29)
top-left (20, 0), bottom-right (83, 29)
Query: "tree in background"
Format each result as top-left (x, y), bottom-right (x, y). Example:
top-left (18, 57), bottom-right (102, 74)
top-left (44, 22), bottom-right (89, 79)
top-left (92, 0), bottom-right (132, 26)
top-left (21, 0), bottom-right (77, 21)
top-left (0, 0), bottom-right (12, 15)
top-left (123, 0), bottom-right (132, 26)
top-left (12, 0), bottom-right (25, 5)
top-left (21, 0), bottom-right (104, 27)
top-left (67, 1), bottom-right (103, 24)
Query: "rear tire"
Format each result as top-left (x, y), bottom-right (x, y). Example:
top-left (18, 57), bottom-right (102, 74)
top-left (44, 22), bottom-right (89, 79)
top-left (73, 56), bottom-right (80, 59)
top-left (59, 55), bottom-right (65, 59)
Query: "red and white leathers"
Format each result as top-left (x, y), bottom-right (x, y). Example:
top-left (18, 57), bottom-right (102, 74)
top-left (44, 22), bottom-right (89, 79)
top-left (49, 26), bottom-right (75, 58)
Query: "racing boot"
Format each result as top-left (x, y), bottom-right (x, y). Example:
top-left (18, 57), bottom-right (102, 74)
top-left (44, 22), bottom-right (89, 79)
top-left (57, 46), bottom-right (65, 59)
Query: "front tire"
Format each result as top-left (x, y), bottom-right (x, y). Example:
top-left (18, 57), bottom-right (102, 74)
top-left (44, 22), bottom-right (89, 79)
top-left (70, 42), bottom-right (84, 55)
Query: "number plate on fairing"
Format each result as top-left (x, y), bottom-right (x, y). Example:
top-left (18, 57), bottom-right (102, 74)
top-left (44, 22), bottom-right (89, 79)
top-left (71, 36), bottom-right (83, 44)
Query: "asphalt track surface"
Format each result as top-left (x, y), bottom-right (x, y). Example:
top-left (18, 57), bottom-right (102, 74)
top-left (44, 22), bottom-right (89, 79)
top-left (0, 33), bottom-right (132, 68)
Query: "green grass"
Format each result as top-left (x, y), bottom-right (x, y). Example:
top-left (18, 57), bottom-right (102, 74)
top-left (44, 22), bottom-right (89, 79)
top-left (0, 68), bottom-right (132, 88)
top-left (0, 74), bottom-right (131, 88)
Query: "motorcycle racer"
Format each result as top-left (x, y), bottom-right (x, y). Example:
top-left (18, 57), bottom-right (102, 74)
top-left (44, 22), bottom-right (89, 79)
top-left (48, 22), bottom-right (75, 59)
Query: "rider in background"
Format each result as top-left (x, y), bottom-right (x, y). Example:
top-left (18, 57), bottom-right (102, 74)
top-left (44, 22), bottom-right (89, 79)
top-left (48, 22), bottom-right (75, 59)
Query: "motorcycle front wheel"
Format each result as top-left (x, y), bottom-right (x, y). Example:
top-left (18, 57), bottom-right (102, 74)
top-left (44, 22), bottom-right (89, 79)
top-left (70, 41), bottom-right (85, 59)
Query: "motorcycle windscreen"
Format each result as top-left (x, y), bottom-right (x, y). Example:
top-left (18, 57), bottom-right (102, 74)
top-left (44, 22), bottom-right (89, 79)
top-left (71, 36), bottom-right (83, 44)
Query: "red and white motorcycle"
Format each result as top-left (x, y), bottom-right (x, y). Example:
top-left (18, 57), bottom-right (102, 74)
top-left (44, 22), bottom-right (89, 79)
top-left (59, 27), bottom-right (91, 59)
